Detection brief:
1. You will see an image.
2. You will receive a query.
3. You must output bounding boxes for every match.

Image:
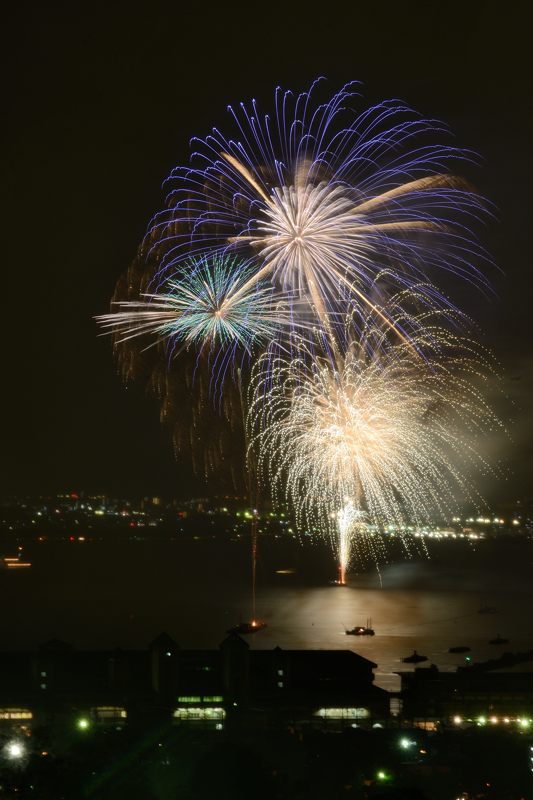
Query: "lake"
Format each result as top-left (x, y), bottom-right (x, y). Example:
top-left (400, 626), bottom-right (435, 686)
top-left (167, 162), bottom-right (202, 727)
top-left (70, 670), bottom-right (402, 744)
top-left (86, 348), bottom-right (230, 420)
top-left (2, 535), bottom-right (532, 691)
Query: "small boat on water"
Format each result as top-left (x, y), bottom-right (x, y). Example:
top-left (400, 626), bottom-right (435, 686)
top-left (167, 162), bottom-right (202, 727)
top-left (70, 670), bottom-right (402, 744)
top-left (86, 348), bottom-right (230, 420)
top-left (227, 620), bottom-right (267, 635)
top-left (402, 650), bottom-right (428, 664)
top-left (449, 646), bottom-right (471, 654)
top-left (346, 618), bottom-right (375, 636)
top-left (478, 603), bottom-right (497, 614)
top-left (489, 634), bottom-right (509, 645)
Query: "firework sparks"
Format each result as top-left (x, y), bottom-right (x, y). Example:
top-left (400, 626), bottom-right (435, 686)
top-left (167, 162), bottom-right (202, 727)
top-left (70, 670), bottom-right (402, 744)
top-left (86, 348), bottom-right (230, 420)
top-left (96, 254), bottom-right (300, 398)
top-left (98, 80), bottom-right (500, 549)
top-left (145, 79), bottom-right (490, 349)
top-left (336, 500), bottom-right (366, 585)
top-left (249, 322), bottom-right (501, 573)
top-left (97, 255), bottom-right (287, 352)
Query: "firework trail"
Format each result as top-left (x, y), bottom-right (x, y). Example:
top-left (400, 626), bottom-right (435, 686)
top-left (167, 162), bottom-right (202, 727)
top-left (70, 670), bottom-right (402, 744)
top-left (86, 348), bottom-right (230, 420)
top-left (143, 78), bottom-right (490, 351)
top-left (336, 500), bottom-right (366, 584)
top-left (249, 316), bottom-right (502, 576)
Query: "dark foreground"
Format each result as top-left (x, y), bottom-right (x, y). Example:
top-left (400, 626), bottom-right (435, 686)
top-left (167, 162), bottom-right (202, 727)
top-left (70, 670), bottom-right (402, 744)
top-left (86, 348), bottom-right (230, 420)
top-left (1, 724), bottom-right (531, 799)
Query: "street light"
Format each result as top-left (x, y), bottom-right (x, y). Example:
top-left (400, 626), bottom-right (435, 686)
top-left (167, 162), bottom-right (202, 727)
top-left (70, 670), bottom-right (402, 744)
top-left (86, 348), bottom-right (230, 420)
top-left (399, 737), bottom-right (414, 749)
top-left (5, 740), bottom-right (25, 760)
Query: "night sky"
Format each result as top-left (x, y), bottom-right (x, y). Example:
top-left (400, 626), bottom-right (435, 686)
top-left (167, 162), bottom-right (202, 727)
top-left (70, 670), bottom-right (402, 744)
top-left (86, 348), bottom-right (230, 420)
top-left (4, 3), bottom-right (531, 502)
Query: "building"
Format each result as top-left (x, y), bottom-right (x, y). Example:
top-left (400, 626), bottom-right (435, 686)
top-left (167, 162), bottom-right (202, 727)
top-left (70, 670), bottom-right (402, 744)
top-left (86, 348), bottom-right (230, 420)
top-left (0, 635), bottom-right (389, 735)
top-left (398, 649), bottom-right (533, 728)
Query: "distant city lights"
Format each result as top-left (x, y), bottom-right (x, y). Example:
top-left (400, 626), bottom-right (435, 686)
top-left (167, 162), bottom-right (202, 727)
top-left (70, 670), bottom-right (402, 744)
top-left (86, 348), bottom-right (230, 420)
top-left (1, 493), bottom-right (531, 550)
top-left (452, 714), bottom-right (532, 730)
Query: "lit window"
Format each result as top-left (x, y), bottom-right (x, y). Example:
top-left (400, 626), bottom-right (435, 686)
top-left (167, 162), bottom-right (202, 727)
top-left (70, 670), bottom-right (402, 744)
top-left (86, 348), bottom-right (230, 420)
top-left (93, 706), bottom-right (127, 721)
top-left (173, 707), bottom-right (226, 720)
top-left (413, 720), bottom-right (438, 731)
top-left (314, 708), bottom-right (370, 719)
top-left (0, 709), bottom-right (33, 720)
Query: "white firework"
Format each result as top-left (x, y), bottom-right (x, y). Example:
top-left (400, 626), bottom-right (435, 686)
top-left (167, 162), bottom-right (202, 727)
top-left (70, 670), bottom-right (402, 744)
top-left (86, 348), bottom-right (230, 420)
top-left (249, 323), bottom-right (501, 573)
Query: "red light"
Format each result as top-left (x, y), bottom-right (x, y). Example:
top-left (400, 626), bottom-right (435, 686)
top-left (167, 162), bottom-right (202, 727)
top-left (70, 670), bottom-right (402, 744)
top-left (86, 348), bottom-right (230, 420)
top-left (69, 536), bottom-right (75, 542)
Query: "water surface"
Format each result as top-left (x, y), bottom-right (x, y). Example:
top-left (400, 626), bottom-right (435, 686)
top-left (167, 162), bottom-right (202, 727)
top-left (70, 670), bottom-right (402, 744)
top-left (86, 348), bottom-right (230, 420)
top-left (2, 537), bottom-right (532, 691)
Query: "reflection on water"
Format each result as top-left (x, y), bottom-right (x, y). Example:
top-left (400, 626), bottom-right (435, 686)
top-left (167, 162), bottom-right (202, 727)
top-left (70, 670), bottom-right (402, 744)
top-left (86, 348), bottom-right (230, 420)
top-left (2, 539), bottom-right (533, 692)
top-left (255, 555), bottom-right (533, 690)
top-left (255, 576), bottom-right (533, 691)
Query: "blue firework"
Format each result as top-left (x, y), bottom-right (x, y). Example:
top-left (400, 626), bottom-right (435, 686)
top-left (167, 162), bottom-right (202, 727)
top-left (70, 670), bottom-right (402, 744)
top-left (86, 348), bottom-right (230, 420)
top-left (143, 78), bottom-right (491, 347)
top-left (97, 254), bottom-right (290, 348)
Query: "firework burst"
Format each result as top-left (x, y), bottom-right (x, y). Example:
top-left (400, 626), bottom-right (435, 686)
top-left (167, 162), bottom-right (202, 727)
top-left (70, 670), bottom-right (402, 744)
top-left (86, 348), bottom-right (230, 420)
top-left (144, 79), bottom-right (491, 349)
top-left (97, 254), bottom-right (297, 397)
top-left (98, 79), bottom-right (501, 555)
top-left (249, 321), bottom-right (501, 575)
top-left (97, 255), bottom-right (287, 351)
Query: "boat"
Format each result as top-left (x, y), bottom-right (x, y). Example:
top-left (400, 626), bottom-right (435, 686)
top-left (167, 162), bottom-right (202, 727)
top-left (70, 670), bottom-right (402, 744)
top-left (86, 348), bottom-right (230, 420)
top-left (448, 646), bottom-right (471, 654)
top-left (478, 603), bottom-right (497, 614)
top-left (346, 618), bottom-right (375, 636)
top-left (227, 620), bottom-right (267, 635)
top-left (489, 634), bottom-right (509, 645)
top-left (346, 626), bottom-right (375, 636)
top-left (402, 650), bottom-right (428, 664)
